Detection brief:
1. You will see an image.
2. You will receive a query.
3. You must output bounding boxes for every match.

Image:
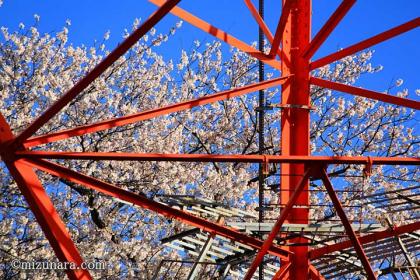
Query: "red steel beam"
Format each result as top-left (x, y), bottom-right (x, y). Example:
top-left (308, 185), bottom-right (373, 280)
top-left (243, 0), bottom-right (275, 44)
top-left (268, 0), bottom-right (293, 58)
top-left (244, 168), bottom-right (311, 280)
top-left (303, 0), bottom-right (356, 59)
top-left (0, 114), bottom-right (91, 280)
top-left (279, 0), bottom-right (311, 280)
top-left (243, 0), bottom-right (283, 58)
top-left (309, 265), bottom-right (326, 280)
top-left (12, 0), bottom-right (180, 147)
top-left (320, 168), bottom-right (376, 279)
top-left (24, 76), bottom-right (290, 148)
top-left (280, 0), bottom-right (311, 278)
top-left (272, 262), bottom-right (291, 280)
top-left (15, 151), bottom-right (420, 166)
top-left (311, 77), bottom-right (420, 110)
top-left (149, 0), bottom-right (282, 70)
top-left (22, 158), bottom-right (292, 260)
top-left (309, 221), bottom-right (420, 260)
top-left (311, 17), bottom-right (420, 69)
top-left (6, 160), bottom-right (92, 280)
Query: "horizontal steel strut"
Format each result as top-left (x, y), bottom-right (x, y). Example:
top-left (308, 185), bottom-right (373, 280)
top-left (15, 151), bottom-right (420, 166)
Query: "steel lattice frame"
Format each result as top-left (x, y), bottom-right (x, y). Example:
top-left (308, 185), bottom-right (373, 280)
top-left (0, 0), bottom-right (419, 279)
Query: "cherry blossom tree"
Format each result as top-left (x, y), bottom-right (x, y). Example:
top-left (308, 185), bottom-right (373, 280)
top-left (0, 13), bottom-right (418, 279)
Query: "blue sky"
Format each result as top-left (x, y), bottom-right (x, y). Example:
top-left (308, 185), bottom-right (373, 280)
top-left (0, 0), bottom-right (419, 96)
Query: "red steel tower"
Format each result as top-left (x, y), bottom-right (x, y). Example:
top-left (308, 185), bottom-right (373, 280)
top-left (0, 0), bottom-right (419, 279)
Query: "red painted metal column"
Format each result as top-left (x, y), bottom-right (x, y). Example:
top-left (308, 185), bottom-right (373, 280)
top-left (280, 0), bottom-right (311, 279)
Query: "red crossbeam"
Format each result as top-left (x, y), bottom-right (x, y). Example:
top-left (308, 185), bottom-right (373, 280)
top-left (244, 169), bottom-right (311, 280)
top-left (309, 264), bottom-right (326, 280)
top-left (311, 17), bottom-right (420, 69)
top-left (243, 0), bottom-right (275, 44)
top-left (16, 151), bottom-right (420, 166)
top-left (22, 158), bottom-right (292, 260)
top-left (311, 77), bottom-right (420, 110)
top-left (309, 221), bottom-right (420, 259)
top-left (320, 169), bottom-right (376, 279)
top-left (272, 262), bottom-right (291, 280)
top-left (268, 0), bottom-right (293, 58)
top-left (12, 0), bottom-right (180, 147)
top-left (303, 0), bottom-right (356, 58)
top-left (24, 76), bottom-right (289, 148)
top-left (149, 0), bottom-right (282, 70)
